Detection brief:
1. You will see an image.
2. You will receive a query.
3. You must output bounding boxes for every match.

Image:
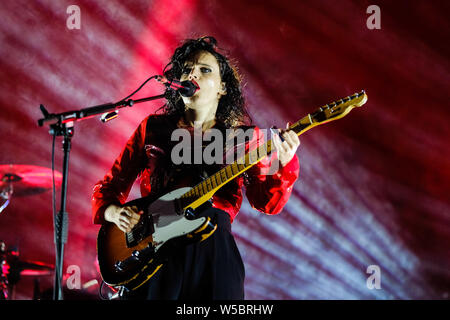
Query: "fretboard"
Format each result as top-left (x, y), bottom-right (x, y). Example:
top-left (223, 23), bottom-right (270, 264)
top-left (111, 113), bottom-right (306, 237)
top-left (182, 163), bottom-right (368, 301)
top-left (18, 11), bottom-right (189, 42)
top-left (176, 118), bottom-right (310, 211)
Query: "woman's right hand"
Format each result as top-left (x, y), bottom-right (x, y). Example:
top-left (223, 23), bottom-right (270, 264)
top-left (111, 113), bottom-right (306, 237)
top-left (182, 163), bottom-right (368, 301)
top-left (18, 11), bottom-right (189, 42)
top-left (104, 204), bottom-right (142, 233)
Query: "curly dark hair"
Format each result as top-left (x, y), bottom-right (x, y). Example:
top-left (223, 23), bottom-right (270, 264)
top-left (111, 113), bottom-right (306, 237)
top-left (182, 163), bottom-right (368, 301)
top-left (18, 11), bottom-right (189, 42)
top-left (161, 36), bottom-right (252, 128)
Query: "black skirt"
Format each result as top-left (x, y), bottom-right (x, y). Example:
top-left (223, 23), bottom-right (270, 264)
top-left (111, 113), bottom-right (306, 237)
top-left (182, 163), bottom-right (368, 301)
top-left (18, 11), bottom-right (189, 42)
top-left (121, 207), bottom-right (245, 300)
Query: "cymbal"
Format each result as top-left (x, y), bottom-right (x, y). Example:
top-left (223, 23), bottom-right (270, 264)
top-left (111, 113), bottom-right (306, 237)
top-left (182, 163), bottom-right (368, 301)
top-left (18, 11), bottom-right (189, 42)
top-left (14, 260), bottom-right (54, 277)
top-left (4, 258), bottom-right (54, 277)
top-left (0, 164), bottom-right (62, 196)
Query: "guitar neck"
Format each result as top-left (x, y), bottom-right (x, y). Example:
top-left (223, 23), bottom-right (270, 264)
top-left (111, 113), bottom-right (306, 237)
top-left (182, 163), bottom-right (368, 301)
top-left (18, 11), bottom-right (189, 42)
top-left (177, 90), bottom-right (368, 211)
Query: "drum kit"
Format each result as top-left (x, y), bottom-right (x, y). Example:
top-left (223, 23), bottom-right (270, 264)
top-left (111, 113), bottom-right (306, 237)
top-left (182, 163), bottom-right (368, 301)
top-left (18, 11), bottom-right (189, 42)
top-left (0, 164), bottom-right (61, 300)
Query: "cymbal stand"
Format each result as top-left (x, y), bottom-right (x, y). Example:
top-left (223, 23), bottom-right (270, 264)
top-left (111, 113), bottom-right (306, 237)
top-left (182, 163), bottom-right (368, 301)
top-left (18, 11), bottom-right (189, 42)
top-left (0, 241), bottom-right (8, 299)
top-left (0, 174), bottom-right (15, 214)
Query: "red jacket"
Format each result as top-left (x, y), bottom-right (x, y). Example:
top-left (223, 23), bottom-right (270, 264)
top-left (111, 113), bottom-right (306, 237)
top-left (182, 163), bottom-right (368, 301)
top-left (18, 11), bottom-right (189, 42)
top-left (91, 114), bottom-right (299, 224)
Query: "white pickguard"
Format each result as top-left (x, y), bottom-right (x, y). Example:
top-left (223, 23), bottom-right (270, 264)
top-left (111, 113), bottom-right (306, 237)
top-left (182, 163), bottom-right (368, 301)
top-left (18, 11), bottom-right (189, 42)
top-left (147, 187), bottom-right (206, 250)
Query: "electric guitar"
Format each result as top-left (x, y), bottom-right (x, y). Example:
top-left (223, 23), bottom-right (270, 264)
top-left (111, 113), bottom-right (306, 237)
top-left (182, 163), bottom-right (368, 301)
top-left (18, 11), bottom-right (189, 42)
top-left (97, 90), bottom-right (368, 290)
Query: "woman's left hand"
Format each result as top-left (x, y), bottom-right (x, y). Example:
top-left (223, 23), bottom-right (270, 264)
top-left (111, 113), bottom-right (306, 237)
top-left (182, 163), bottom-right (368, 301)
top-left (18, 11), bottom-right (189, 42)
top-left (272, 122), bottom-right (301, 167)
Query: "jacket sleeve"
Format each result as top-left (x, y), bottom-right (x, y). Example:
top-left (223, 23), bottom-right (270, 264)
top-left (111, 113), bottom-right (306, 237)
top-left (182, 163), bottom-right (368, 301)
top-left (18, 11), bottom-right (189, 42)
top-left (91, 118), bottom-right (148, 224)
top-left (244, 126), bottom-right (299, 215)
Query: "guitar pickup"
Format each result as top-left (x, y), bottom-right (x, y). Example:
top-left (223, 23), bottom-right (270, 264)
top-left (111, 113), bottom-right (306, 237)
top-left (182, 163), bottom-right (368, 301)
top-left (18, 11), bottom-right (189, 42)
top-left (125, 214), bottom-right (154, 248)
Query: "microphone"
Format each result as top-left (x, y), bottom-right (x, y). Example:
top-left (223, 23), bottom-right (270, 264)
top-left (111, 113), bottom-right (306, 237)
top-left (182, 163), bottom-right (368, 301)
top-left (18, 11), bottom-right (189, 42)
top-left (157, 76), bottom-right (199, 97)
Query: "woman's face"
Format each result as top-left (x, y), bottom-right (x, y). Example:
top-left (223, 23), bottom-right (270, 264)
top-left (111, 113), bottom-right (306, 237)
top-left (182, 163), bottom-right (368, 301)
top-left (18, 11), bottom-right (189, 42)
top-left (179, 50), bottom-right (226, 111)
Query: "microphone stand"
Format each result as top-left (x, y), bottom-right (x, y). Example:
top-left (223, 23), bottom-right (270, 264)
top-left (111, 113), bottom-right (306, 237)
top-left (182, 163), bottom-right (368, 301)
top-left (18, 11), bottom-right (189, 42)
top-left (37, 93), bottom-right (165, 300)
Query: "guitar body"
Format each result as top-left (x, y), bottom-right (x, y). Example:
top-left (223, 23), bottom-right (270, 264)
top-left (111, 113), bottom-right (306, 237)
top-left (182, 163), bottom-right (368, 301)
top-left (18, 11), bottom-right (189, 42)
top-left (97, 187), bottom-right (217, 291)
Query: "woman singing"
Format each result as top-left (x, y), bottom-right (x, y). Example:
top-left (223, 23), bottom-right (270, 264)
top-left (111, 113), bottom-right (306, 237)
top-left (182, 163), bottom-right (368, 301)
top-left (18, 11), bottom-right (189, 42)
top-left (92, 36), bottom-right (300, 300)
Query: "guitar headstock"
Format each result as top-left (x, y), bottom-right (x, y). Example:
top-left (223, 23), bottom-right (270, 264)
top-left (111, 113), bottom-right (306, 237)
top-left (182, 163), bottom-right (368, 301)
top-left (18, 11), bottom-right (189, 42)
top-left (310, 90), bottom-right (368, 124)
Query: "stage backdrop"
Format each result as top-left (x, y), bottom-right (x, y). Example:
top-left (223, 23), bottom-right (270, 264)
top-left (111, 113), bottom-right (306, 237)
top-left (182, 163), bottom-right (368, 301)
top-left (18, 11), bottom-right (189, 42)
top-left (0, 0), bottom-right (448, 299)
